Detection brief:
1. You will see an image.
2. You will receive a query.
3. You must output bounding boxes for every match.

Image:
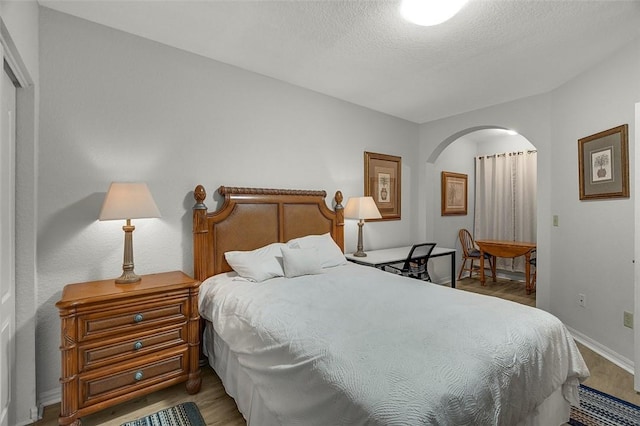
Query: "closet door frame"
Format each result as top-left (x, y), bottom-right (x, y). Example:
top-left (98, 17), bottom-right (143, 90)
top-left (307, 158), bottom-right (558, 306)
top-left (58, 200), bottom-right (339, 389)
top-left (0, 17), bottom-right (37, 425)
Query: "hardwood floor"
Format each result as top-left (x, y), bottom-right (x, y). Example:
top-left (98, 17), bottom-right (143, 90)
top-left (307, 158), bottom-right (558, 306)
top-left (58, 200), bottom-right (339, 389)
top-left (34, 276), bottom-right (638, 425)
top-left (34, 367), bottom-right (245, 425)
top-left (456, 275), bottom-right (536, 307)
top-left (457, 276), bottom-right (640, 407)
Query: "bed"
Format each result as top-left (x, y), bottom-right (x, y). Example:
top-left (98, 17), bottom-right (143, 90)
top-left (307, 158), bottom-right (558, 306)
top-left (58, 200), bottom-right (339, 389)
top-left (192, 185), bottom-right (589, 426)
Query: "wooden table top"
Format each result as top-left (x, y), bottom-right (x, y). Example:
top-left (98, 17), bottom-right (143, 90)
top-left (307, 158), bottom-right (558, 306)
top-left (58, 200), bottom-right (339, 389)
top-left (475, 240), bottom-right (536, 258)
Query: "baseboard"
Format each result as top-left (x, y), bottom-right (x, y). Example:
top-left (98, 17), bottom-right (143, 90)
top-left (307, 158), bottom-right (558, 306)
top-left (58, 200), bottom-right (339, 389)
top-left (38, 387), bottom-right (61, 413)
top-left (12, 405), bottom-right (40, 426)
top-left (567, 326), bottom-right (634, 375)
top-left (496, 270), bottom-right (525, 281)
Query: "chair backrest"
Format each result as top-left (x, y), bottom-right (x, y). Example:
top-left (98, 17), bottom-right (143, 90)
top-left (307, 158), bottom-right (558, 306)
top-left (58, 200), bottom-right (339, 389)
top-left (403, 242), bottom-right (437, 270)
top-left (458, 229), bottom-right (475, 256)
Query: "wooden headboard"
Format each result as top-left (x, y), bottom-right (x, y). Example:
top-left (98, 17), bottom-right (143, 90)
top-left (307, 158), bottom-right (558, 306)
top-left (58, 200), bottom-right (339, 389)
top-left (192, 185), bottom-right (345, 282)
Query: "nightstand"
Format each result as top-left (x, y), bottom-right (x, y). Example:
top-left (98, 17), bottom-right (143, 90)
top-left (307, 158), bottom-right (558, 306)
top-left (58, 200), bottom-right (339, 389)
top-left (56, 271), bottom-right (201, 426)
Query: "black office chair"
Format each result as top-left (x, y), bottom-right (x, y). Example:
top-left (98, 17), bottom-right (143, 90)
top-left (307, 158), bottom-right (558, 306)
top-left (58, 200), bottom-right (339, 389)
top-left (385, 243), bottom-right (437, 281)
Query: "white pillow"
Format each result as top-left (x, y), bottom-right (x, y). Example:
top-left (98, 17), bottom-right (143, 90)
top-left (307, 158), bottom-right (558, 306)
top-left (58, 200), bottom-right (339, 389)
top-left (287, 233), bottom-right (347, 268)
top-left (224, 242), bottom-right (285, 282)
top-left (281, 246), bottom-right (323, 278)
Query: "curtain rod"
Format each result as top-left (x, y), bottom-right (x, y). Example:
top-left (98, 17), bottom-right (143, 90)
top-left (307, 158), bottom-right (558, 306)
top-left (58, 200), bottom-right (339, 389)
top-left (475, 150), bottom-right (537, 160)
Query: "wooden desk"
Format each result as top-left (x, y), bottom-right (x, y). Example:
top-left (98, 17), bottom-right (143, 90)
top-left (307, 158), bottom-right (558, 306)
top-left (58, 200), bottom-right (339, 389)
top-left (475, 240), bottom-right (537, 294)
top-left (345, 246), bottom-right (457, 288)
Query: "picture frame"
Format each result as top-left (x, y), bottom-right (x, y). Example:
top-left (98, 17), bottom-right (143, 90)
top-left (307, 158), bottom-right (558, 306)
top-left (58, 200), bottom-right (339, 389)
top-left (578, 124), bottom-right (629, 200)
top-left (441, 171), bottom-right (468, 216)
top-left (364, 151), bottom-right (401, 221)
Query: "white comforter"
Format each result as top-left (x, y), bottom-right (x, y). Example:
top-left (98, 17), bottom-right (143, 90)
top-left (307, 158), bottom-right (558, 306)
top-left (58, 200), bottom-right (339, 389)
top-left (199, 263), bottom-right (589, 426)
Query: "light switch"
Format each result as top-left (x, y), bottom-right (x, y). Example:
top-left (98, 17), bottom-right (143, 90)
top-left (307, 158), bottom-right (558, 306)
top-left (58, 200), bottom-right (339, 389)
top-left (553, 215), bottom-right (559, 227)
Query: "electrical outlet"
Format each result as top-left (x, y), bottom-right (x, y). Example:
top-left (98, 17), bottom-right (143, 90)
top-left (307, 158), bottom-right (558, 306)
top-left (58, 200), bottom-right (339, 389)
top-left (578, 293), bottom-right (586, 307)
top-left (624, 311), bottom-right (633, 329)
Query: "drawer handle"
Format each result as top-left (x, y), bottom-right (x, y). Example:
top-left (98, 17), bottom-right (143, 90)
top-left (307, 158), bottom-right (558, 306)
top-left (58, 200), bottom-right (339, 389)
top-left (133, 313), bottom-right (143, 323)
top-left (133, 341), bottom-right (143, 350)
top-left (134, 371), bottom-right (143, 381)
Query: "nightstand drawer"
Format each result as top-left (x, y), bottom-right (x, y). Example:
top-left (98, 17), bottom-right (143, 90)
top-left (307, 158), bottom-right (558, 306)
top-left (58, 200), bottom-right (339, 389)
top-left (78, 295), bottom-right (188, 341)
top-left (79, 324), bottom-right (188, 371)
top-left (80, 346), bottom-right (188, 407)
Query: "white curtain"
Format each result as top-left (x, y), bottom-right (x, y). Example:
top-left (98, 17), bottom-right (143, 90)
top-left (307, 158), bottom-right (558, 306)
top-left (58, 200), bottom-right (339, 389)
top-left (474, 151), bottom-right (537, 272)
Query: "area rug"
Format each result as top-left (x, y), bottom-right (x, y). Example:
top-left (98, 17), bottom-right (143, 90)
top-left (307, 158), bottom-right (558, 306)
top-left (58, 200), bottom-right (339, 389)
top-left (120, 402), bottom-right (206, 426)
top-left (569, 384), bottom-right (640, 426)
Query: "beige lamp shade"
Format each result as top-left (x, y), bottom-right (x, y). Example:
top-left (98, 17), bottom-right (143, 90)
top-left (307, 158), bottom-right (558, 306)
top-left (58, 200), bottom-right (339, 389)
top-left (344, 196), bottom-right (382, 220)
top-left (99, 182), bottom-right (161, 221)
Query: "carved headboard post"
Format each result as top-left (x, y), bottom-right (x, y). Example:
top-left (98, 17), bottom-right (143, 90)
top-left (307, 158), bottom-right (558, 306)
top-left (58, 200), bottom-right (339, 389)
top-left (334, 190), bottom-right (345, 252)
top-left (193, 185), bottom-right (210, 282)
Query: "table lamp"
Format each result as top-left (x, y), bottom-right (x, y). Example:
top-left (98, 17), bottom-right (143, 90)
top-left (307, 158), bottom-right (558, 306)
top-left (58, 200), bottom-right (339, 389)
top-left (344, 196), bottom-right (382, 257)
top-left (99, 182), bottom-right (161, 283)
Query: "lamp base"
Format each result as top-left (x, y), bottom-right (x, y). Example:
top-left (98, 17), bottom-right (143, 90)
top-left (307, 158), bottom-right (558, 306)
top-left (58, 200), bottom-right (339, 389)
top-left (115, 270), bottom-right (141, 284)
top-left (353, 220), bottom-right (367, 257)
top-left (115, 220), bottom-right (141, 284)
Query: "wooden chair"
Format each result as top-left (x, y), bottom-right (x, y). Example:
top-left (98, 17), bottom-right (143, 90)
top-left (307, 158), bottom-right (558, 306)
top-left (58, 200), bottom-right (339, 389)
top-left (385, 243), bottom-right (437, 281)
top-left (529, 250), bottom-right (537, 290)
top-left (458, 229), bottom-right (496, 281)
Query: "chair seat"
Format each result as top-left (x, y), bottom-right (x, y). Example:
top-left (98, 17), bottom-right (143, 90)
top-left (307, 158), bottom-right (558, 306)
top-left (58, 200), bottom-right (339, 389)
top-left (384, 243), bottom-right (436, 282)
top-left (386, 261), bottom-right (430, 281)
top-left (468, 249), bottom-right (492, 259)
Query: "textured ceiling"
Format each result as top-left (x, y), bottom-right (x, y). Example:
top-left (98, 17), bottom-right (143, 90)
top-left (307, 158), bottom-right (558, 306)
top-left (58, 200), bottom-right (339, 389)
top-left (39, 0), bottom-right (640, 123)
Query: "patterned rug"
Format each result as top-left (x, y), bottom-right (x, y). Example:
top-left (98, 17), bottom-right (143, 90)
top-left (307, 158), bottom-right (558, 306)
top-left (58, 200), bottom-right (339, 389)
top-left (569, 384), bottom-right (640, 426)
top-left (120, 402), bottom-right (206, 426)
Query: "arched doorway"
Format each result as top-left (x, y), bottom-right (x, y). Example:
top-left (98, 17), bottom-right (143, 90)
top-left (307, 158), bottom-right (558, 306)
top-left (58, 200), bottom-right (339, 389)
top-left (425, 126), bottom-right (538, 298)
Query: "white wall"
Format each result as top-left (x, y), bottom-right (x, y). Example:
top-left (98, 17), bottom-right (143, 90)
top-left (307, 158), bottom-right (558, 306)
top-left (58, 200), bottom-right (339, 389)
top-left (37, 8), bottom-right (419, 399)
top-left (549, 37), bottom-right (639, 367)
top-left (420, 37), bottom-right (640, 371)
top-left (0, 1), bottom-right (39, 424)
top-left (476, 134), bottom-right (535, 157)
top-left (1, 0), bottom-right (38, 76)
top-left (432, 137), bottom-right (476, 250)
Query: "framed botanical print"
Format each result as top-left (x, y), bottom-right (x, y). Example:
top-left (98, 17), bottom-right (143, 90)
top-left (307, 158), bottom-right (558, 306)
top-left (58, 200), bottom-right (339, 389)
top-left (364, 151), bottom-right (401, 221)
top-left (578, 124), bottom-right (629, 200)
top-left (441, 171), bottom-right (468, 216)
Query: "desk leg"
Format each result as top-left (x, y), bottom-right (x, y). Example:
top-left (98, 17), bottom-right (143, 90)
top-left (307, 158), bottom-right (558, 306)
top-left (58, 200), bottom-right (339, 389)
top-left (479, 249), bottom-right (486, 286)
top-left (450, 252), bottom-right (456, 288)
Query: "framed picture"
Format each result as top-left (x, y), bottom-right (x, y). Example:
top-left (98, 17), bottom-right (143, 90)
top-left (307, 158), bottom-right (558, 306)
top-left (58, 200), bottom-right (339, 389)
top-left (578, 124), bottom-right (629, 200)
top-left (364, 151), bottom-right (401, 221)
top-left (441, 171), bottom-right (467, 216)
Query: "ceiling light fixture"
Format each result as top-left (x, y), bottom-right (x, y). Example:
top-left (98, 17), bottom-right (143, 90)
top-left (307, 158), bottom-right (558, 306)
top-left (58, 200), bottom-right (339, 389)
top-left (400, 0), bottom-right (469, 26)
